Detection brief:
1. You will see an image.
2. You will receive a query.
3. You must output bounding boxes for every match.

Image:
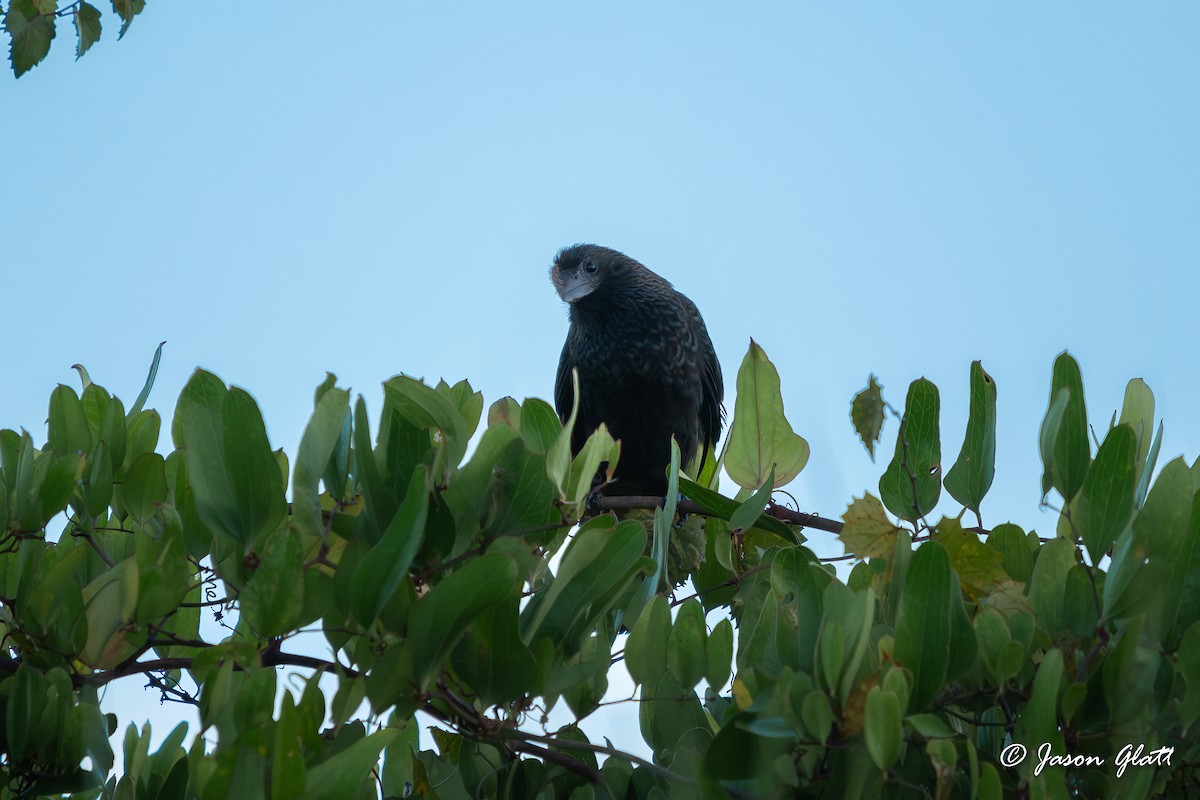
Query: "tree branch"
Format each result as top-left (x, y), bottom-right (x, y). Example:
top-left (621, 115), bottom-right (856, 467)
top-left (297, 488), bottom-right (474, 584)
top-left (79, 650), bottom-right (359, 689)
top-left (591, 496), bottom-right (844, 534)
top-left (505, 737), bottom-right (605, 785)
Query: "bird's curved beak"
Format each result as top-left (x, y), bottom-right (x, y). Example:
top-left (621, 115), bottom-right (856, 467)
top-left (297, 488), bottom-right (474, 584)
top-left (552, 266), bottom-right (596, 304)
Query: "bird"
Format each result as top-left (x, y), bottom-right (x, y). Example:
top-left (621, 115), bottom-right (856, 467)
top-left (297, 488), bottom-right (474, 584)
top-left (551, 244), bottom-right (723, 495)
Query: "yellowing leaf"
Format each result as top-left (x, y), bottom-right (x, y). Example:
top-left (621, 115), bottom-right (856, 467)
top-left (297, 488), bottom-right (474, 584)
top-left (732, 677), bottom-right (752, 709)
top-left (983, 580), bottom-right (1034, 616)
top-left (839, 493), bottom-right (901, 559)
top-left (934, 517), bottom-right (1009, 598)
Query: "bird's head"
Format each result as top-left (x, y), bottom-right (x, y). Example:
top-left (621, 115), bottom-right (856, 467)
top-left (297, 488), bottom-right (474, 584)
top-left (550, 244), bottom-right (634, 304)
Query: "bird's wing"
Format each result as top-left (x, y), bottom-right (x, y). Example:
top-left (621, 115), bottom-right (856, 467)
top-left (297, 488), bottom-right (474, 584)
top-left (554, 340), bottom-right (574, 424)
top-left (699, 326), bottom-right (724, 449)
top-left (681, 294), bottom-right (725, 454)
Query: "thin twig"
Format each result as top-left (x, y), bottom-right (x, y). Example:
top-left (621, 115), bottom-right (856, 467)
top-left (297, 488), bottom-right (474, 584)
top-left (73, 530), bottom-right (115, 567)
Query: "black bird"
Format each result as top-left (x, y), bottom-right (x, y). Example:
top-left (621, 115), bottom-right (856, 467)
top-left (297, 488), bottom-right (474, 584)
top-left (551, 244), bottom-right (723, 495)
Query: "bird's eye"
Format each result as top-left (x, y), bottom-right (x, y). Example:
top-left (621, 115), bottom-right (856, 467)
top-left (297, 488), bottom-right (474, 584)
top-left (582, 259), bottom-right (598, 274)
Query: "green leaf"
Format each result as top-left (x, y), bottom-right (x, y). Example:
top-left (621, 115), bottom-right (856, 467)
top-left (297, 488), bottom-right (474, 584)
top-left (624, 439), bottom-right (678, 628)
top-left (1027, 537), bottom-right (1076, 634)
top-left (893, 542), bottom-right (951, 711)
top-left (1014, 648), bottom-right (1066, 789)
top-left (110, 0), bottom-right (144, 39)
top-left (879, 378), bottom-right (941, 522)
top-left (156, 581), bottom-right (200, 659)
top-left (945, 576), bottom-right (977, 682)
top-left (72, 363), bottom-right (93, 391)
top-left (706, 619), bottom-right (733, 690)
top-left (839, 493), bottom-right (900, 559)
top-left (99, 392), bottom-right (127, 472)
top-left (293, 385), bottom-right (350, 540)
top-left (123, 409), bottom-right (160, 473)
top-left (838, 586), bottom-right (878, 707)
top-left (1103, 618), bottom-right (1161, 726)
top-left (518, 398), bottom-right (561, 455)
top-left (926, 739), bottom-right (958, 796)
top-left (39, 452), bottom-right (83, 523)
top-left (864, 687), bottom-right (902, 771)
top-left (381, 716), bottom-right (418, 798)
top-left (122, 452), bottom-right (166, 526)
top-left (383, 375), bottom-right (468, 481)
top-left (667, 599), bottom-right (706, 689)
top-left (546, 371), bottom-right (579, 494)
top-left (677, 476), bottom-right (800, 544)
top-left (522, 521), bottom-right (645, 651)
top-left (1118, 378), bottom-right (1155, 475)
top-left (727, 466), bottom-right (775, 534)
top-left (176, 370), bottom-right (241, 543)
top-left (725, 340), bottom-right (810, 490)
top-left (134, 516), bottom-right (191, 623)
top-left (441, 423), bottom-right (559, 552)
top-left (639, 671), bottom-right (707, 763)
top-left (435, 379), bottom-right (483, 440)
top-left (978, 762), bottom-right (1002, 800)
top-left (451, 597), bottom-right (539, 706)
top-left (769, 548), bottom-right (826, 674)
top-left (224, 387), bottom-right (287, 549)
top-left (272, 695), bottom-right (306, 800)
top-left (487, 396), bottom-right (522, 430)
top-left (239, 527), bottom-right (304, 637)
top-left (13, 431), bottom-right (40, 530)
top-left (986, 523), bottom-right (1033, 583)
top-left (1134, 479), bottom-right (1200, 649)
top-left (1136, 420), bottom-right (1164, 508)
top-left (906, 713), bottom-right (955, 739)
top-left (319, 387), bottom-right (353, 504)
top-left (1167, 494), bottom-right (1200, 648)
top-left (1131, 458), bottom-right (1197, 645)
top-left (850, 375), bottom-right (886, 460)
top-left (73, 0), bottom-right (100, 58)
top-left (5, 0), bottom-right (55, 78)
top-left (563, 425), bottom-right (619, 519)
top-left (1176, 622), bottom-right (1200, 730)
top-left (1103, 526), bottom-right (1144, 620)
top-left (1076, 423), bottom-right (1136, 564)
top-left (48, 384), bottom-right (93, 456)
top-left (80, 557), bottom-right (137, 667)
top-left (299, 728), bottom-right (399, 800)
top-left (128, 341), bottom-right (164, 420)
top-left (944, 361), bottom-right (997, 516)
top-left (705, 711), bottom-right (767, 780)
top-left (6, 662), bottom-right (41, 762)
top-left (1060, 681), bottom-right (1087, 725)
top-left (406, 553), bottom-right (519, 690)
top-left (350, 465), bottom-right (429, 626)
top-left (1038, 388), bottom-right (1069, 499)
top-left (1039, 352), bottom-right (1091, 501)
top-left (29, 544), bottom-right (90, 657)
top-left (77, 688), bottom-right (114, 778)
top-left (801, 690), bottom-right (833, 744)
top-left (353, 395), bottom-right (394, 544)
top-left (625, 595), bottom-right (670, 687)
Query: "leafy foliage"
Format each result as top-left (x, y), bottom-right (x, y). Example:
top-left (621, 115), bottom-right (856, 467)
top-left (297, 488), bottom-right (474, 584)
top-left (0, 342), bottom-right (1197, 799)
top-left (4, 0), bottom-right (145, 77)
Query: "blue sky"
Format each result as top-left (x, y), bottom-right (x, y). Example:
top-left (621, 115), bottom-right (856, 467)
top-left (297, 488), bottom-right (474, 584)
top-left (3, 0), bottom-right (1198, 772)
